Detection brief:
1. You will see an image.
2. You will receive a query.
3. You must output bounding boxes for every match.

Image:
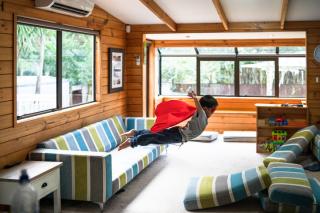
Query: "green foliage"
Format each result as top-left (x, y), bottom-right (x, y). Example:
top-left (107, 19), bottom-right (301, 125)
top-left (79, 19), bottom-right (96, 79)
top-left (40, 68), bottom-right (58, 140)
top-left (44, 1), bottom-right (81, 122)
top-left (62, 31), bottom-right (94, 86)
top-left (17, 24), bottom-right (94, 87)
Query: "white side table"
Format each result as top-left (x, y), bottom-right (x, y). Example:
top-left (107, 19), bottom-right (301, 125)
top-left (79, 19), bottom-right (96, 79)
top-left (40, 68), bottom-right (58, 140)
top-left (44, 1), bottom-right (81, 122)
top-left (0, 161), bottom-right (62, 213)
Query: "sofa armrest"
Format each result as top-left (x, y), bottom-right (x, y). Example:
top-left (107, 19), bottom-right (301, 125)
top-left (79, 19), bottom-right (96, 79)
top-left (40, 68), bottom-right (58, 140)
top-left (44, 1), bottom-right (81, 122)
top-left (29, 148), bottom-right (112, 203)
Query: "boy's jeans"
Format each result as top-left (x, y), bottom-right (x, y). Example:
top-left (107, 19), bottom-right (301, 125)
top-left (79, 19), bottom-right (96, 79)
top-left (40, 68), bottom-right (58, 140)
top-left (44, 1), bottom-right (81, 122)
top-left (130, 127), bottom-right (182, 147)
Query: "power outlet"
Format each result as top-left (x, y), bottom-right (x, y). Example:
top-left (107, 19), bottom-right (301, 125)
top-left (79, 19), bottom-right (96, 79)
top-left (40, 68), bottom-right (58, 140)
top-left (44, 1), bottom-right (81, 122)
top-left (316, 77), bottom-right (319, 83)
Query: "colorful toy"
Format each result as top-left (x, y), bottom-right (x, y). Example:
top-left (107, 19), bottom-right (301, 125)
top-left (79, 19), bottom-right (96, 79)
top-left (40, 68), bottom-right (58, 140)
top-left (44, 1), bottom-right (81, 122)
top-left (268, 116), bottom-right (288, 126)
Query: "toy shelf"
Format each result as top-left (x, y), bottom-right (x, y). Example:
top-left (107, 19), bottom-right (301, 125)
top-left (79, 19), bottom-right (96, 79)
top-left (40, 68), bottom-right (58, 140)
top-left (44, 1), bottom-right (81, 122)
top-left (255, 104), bottom-right (308, 153)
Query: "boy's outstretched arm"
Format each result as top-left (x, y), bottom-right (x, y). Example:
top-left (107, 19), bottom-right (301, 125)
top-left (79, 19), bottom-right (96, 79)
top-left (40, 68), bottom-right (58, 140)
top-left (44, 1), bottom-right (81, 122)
top-left (188, 91), bottom-right (202, 112)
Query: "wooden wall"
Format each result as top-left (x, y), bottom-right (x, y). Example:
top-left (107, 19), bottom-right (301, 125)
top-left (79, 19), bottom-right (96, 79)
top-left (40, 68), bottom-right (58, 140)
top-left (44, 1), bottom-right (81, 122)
top-left (306, 29), bottom-right (320, 124)
top-left (126, 31), bottom-right (145, 116)
top-left (0, 0), bottom-right (127, 169)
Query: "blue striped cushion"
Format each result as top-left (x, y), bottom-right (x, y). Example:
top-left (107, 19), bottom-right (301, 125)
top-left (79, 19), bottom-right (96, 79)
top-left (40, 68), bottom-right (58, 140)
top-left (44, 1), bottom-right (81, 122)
top-left (183, 165), bottom-right (271, 210)
top-left (111, 145), bottom-right (164, 194)
top-left (267, 162), bottom-right (313, 207)
top-left (39, 115), bottom-right (126, 152)
top-left (264, 125), bottom-right (319, 167)
top-left (259, 177), bottom-right (320, 212)
top-left (125, 117), bottom-right (155, 131)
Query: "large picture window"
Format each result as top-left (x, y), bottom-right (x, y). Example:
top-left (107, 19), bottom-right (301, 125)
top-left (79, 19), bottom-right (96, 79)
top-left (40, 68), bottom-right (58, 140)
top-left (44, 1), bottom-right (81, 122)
top-left (17, 18), bottom-right (96, 119)
top-left (158, 47), bottom-right (306, 98)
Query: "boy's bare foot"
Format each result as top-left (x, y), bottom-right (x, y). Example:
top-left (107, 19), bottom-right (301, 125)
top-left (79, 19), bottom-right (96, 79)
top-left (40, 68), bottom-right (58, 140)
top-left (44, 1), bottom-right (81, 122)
top-left (118, 139), bottom-right (132, 151)
top-left (121, 129), bottom-right (136, 138)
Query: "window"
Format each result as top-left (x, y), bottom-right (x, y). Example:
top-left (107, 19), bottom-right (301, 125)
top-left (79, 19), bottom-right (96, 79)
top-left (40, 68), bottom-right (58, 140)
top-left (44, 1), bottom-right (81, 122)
top-left (239, 60), bottom-right (275, 96)
top-left (238, 47), bottom-right (276, 55)
top-left (159, 46), bottom-right (306, 98)
top-left (200, 60), bottom-right (235, 96)
top-left (17, 18), bottom-right (96, 119)
top-left (197, 47), bottom-right (235, 55)
top-left (279, 57), bottom-right (306, 97)
top-left (161, 57), bottom-right (196, 95)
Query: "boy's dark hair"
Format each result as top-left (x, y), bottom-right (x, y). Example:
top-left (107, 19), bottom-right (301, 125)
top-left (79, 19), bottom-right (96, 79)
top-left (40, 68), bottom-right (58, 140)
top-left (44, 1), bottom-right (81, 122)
top-left (199, 95), bottom-right (218, 109)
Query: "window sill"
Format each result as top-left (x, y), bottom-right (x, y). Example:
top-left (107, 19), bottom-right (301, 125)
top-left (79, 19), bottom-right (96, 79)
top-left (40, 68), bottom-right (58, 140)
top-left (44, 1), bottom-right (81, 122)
top-left (16, 102), bottom-right (100, 125)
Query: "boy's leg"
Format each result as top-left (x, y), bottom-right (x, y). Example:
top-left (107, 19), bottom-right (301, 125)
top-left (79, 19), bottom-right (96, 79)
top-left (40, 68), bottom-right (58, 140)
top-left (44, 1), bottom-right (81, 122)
top-left (118, 129), bottom-right (152, 151)
top-left (131, 127), bottom-right (182, 147)
top-left (121, 129), bottom-right (151, 138)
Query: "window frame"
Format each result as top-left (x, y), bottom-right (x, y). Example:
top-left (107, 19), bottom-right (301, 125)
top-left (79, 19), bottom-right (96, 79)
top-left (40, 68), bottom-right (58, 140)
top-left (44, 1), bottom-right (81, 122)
top-left (158, 47), bottom-right (306, 98)
top-left (16, 17), bottom-right (97, 120)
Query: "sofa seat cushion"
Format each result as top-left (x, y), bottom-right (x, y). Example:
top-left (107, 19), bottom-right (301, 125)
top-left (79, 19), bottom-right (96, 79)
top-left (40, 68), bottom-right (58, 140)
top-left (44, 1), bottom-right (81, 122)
top-left (259, 177), bottom-right (320, 213)
top-left (267, 162), bottom-right (313, 207)
top-left (183, 165), bottom-right (270, 210)
top-left (110, 145), bottom-right (165, 195)
top-left (263, 125), bottom-right (319, 167)
top-left (39, 115), bottom-right (126, 152)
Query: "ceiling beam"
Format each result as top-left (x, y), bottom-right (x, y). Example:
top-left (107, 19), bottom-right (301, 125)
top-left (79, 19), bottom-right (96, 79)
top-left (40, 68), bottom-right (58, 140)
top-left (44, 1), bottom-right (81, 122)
top-left (139, 0), bottom-right (177, 31)
top-left (280, 0), bottom-right (289, 29)
top-left (212, 0), bottom-right (229, 30)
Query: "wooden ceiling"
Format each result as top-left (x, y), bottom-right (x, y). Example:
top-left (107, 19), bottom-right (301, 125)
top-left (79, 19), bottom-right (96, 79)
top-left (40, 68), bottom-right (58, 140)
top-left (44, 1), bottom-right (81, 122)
top-left (94, 0), bottom-right (320, 31)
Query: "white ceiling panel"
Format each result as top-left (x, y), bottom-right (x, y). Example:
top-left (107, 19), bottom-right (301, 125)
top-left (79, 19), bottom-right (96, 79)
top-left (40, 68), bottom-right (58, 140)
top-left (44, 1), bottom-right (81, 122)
top-left (221, 0), bottom-right (282, 22)
top-left (287, 0), bottom-right (320, 21)
top-left (146, 32), bottom-right (306, 40)
top-left (94, 0), bottom-right (162, 24)
top-left (154, 0), bottom-right (221, 23)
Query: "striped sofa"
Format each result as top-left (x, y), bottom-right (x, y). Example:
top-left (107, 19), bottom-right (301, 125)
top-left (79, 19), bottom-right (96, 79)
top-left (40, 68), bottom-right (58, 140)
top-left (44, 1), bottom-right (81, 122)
top-left (28, 116), bottom-right (166, 210)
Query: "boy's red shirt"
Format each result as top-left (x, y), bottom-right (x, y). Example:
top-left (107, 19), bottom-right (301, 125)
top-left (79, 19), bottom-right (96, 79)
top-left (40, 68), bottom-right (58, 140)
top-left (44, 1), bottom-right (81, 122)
top-left (150, 100), bottom-right (196, 133)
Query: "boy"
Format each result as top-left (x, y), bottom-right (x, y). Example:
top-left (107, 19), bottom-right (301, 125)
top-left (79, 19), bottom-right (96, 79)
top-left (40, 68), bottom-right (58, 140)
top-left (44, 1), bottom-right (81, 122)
top-left (118, 91), bottom-right (218, 150)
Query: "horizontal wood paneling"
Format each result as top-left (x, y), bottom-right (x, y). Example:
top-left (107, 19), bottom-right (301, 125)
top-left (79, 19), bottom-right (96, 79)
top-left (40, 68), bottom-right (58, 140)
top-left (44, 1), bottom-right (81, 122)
top-left (0, 61), bottom-right (12, 74)
top-left (0, 0), bottom-right (127, 169)
top-left (126, 31), bottom-right (144, 116)
top-left (307, 29), bottom-right (320, 124)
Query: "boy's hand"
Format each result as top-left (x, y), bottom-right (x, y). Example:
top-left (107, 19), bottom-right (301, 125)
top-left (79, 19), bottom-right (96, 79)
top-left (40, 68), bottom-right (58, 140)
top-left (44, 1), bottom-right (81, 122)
top-left (187, 90), bottom-right (196, 98)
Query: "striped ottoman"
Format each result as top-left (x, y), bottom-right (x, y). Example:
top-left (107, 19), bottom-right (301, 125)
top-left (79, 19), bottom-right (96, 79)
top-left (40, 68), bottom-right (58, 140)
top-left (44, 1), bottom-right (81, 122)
top-left (183, 165), bottom-right (271, 210)
top-left (259, 177), bottom-right (320, 213)
top-left (268, 162), bottom-right (314, 207)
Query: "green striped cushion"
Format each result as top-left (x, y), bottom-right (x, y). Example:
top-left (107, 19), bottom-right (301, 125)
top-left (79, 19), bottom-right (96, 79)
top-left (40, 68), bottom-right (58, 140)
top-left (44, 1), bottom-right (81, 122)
top-left (39, 115), bottom-right (126, 152)
top-left (263, 125), bottom-right (319, 167)
top-left (183, 165), bottom-right (270, 210)
top-left (267, 162), bottom-right (313, 207)
top-left (125, 117), bottom-right (155, 131)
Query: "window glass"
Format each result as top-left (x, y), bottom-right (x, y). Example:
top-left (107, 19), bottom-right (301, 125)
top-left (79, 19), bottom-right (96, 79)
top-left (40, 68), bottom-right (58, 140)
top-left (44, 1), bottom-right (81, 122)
top-left (279, 46), bottom-right (306, 54)
top-left (197, 47), bottom-right (235, 55)
top-left (238, 47), bottom-right (276, 55)
top-left (62, 31), bottom-right (94, 107)
top-left (161, 57), bottom-right (196, 95)
top-left (279, 57), bottom-right (306, 97)
top-left (239, 61), bottom-right (275, 96)
top-left (159, 47), bottom-right (196, 55)
top-left (17, 24), bottom-right (57, 117)
top-left (200, 61), bottom-right (235, 96)
top-left (17, 22), bottom-right (95, 119)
